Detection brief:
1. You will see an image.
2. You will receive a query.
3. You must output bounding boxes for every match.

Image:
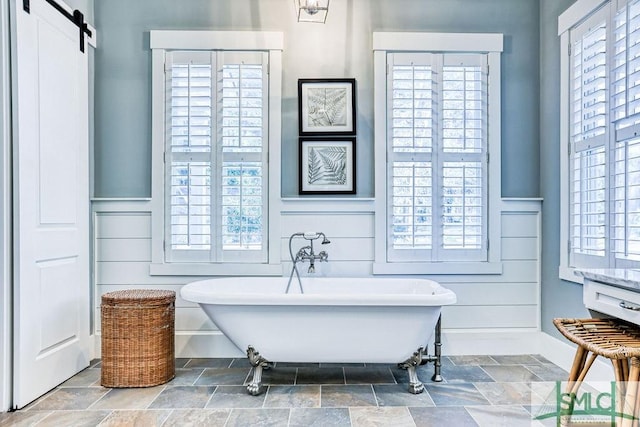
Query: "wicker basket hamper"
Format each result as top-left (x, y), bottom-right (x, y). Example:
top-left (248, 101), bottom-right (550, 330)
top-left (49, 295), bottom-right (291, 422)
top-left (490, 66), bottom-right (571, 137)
top-left (101, 289), bottom-right (176, 387)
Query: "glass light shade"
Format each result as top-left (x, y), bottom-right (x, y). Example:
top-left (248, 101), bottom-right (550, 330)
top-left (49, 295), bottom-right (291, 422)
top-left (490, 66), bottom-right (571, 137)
top-left (295, 0), bottom-right (329, 23)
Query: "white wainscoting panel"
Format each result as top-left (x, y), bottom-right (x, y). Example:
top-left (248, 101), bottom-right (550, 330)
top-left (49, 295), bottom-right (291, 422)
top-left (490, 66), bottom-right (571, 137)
top-left (92, 198), bottom-right (542, 358)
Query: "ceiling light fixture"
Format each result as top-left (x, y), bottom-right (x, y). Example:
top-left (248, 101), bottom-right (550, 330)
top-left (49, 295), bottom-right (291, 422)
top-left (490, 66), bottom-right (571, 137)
top-left (295, 0), bottom-right (329, 23)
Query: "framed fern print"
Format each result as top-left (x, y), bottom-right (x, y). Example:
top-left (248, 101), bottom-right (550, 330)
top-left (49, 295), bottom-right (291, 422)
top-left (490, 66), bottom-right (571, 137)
top-left (299, 138), bottom-right (356, 194)
top-left (298, 79), bottom-right (356, 135)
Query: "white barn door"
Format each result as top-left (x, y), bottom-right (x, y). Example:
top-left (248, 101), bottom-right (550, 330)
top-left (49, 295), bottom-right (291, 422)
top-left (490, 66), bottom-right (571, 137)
top-left (12, 0), bottom-right (90, 408)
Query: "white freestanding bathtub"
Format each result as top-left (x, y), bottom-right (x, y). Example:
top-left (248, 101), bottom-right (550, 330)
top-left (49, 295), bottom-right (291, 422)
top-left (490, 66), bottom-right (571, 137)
top-left (180, 276), bottom-right (456, 394)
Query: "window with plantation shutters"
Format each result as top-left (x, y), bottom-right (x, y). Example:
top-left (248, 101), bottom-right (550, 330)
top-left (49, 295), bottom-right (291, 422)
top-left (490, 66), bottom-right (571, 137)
top-left (166, 52), bottom-right (213, 258)
top-left (571, 24), bottom-right (607, 143)
top-left (151, 31), bottom-right (282, 275)
top-left (559, 1), bottom-right (640, 278)
top-left (163, 49), bottom-right (269, 264)
top-left (612, 0), bottom-right (640, 266)
top-left (612, 0), bottom-right (640, 127)
top-left (568, 10), bottom-right (608, 268)
top-left (570, 147), bottom-right (606, 258)
top-left (386, 52), bottom-right (489, 263)
top-left (389, 54), bottom-right (434, 257)
top-left (613, 138), bottom-right (640, 262)
top-left (569, 13), bottom-right (607, 263)
top-left (440, 59), bottom-right (485, 255)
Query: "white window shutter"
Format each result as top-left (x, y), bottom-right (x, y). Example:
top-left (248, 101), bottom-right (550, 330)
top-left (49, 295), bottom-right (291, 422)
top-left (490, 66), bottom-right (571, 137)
top-left (164, 50), bottom-right (268, 263)
top-left (165, 52), bottom-right (213, 263)
top-left (612, 1), bottom-right (640, 267)
top-left (568, 14), bottom-right (608, 268)
top-left (387, 53), bottom-right (434, 262)
top-left (613, 0), bottom-right (640, 129)
top-left (387, 52), bottom-right (488, 263)
top-left (217, 52), bottom-right (267, 262)
top-left (613, 138), bottom-right (640, 263)
top-left (571, 147), bottom-right (606, 258)
top-left (439, 56), bottom-right (487, 261)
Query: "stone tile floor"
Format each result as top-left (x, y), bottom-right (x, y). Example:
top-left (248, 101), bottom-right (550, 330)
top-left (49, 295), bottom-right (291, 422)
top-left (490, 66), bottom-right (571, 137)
top-left (0, 354), bottom-right (570, 426)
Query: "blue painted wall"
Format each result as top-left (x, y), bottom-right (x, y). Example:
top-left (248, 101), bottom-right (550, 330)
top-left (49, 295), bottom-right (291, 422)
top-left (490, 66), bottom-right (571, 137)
top-left (94, 0), bottom-right (540, 198)
top-left (95, 0), bottom-right (592, 338)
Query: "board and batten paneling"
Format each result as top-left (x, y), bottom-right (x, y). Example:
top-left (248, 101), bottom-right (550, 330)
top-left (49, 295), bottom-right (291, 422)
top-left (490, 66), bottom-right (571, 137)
top-left (92, 198), bottom-right (541, 358)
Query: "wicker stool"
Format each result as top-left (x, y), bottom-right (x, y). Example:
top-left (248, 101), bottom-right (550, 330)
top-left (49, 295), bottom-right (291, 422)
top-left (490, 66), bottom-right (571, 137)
top-left (554, 318), bottom-right (640, 427)
top-left (101, 289), bottom-right (176, 387)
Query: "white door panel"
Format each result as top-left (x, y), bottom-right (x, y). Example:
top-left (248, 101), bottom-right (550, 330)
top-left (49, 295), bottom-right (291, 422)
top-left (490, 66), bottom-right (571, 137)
top-left (12, 0), bottom-right (90, 408)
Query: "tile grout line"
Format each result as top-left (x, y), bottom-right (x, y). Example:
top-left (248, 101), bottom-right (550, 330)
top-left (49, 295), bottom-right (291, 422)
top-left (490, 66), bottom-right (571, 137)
top-left (31, 410), bottom-right (56, 427)
top-left (202, 384), bottom-right (219, 410)
top-left (3, 356), bottom-right (572, 426)
top-left (370, 384), bottom-right (379, 408)
top-left (191, 367), bottom-right (207, 386)
top-left (158, 408), bottom-right (175, 427)
top-left (261, 386), bottom-right (267, 409)
top-left (221, 408), bottom-right (232, 427)
top-left (95, 409), bottom-right (115, 426)
top-left (84, 386), bottom-right (111, 411)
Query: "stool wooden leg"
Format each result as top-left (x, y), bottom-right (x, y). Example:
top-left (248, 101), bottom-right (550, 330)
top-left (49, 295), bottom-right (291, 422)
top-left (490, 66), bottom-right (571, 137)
top-left (621, 358), bottom-right (640, 427)
top-left (634, 387), bottom-right (640, 427)
top-left (566, 346), bottom-right (589, 399)
top-left (568, 352), bottom-right (597, 399)
top-left (616, 360), bottom-right (629, 401)
top-left (623, 358), bottom-right (631, 381)
top-left (568, 345), bottom-right (588, 383)
top-left (616, 359), bottom-right (630, 427)
top-left (562, 347), bottom-right (595, 426)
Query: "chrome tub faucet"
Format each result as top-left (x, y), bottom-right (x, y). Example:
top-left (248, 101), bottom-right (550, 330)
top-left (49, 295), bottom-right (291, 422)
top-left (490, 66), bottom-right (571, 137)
top-left (286, 232), bottom-right (330, 293)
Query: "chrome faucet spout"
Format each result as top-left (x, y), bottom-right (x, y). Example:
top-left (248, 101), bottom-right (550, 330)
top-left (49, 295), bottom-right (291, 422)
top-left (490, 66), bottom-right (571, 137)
top-left (286, 231), bottom-right (331, 293)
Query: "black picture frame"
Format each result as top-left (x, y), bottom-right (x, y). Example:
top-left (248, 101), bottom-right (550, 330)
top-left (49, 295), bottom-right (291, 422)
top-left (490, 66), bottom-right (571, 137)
top-left (299, 137), bottom-right (356, 195)
top-left (298, 78), bottom-right (356, 136)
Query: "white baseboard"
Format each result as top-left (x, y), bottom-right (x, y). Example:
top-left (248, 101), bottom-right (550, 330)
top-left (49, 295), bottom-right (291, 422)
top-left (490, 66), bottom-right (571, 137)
top-left (175, 332), bottom-right (244, 358)
top-left (441, 329), bottom-right (613, 384)
top-left (93, 332), bottom-right (245, 360)
top-left (185, 329), bottom-right (548, 360)
top-left (441, 328), bottom-right (542, 356)
top-left (90, 329), bottom-right (617, 381)
top-left (538, 331), bottom-right (613, 382)
top-left (94, 329), bottom-right (546, 360)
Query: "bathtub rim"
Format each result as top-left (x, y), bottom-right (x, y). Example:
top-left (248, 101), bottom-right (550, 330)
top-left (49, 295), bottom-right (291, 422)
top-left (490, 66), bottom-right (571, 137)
top-left (180, 276), bottom-right (457, 307)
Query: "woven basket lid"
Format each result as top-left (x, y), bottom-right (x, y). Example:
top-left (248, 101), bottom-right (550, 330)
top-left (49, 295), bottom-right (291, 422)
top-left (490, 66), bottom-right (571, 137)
top-left (101, 289), bottom-right (175, 305)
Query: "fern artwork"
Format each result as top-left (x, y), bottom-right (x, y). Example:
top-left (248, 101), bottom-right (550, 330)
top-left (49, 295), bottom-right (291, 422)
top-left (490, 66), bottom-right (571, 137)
top-left (298, 79), bottom-right (356, 135)
top-left (307, 146), bottom-right (347, 185)
top-left (299, 138), bottom-right (356, 195)
top-left (306, 88), bottom-right (347, 128)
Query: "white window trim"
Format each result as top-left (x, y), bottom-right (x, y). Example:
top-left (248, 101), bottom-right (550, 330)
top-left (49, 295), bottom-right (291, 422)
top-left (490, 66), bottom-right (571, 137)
top-left (558, 1), bottom-right (610, 284)
top-left (0, 0), bottom-right (11, 410)
top-left (371, 32), bottom-right (503, 275)
top-left (149, 30), bottom-right (283, 276)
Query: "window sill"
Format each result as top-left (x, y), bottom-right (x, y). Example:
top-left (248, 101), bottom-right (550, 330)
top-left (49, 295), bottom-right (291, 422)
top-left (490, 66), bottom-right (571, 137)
top-left (149, 262), bottom-right (283, 277)
top-left (372, 261), bottom-right (503, 275)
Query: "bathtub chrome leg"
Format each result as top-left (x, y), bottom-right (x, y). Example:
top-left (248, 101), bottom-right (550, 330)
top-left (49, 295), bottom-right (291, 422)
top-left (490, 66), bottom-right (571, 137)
top-left (431, 314), bottom-right (443, 382)
top-left (246, 346), bottom-right (270, 396)
top-left (420, 314), bottom-right (444, 382)
top-left (398, 347), bottom-right (425, 394)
